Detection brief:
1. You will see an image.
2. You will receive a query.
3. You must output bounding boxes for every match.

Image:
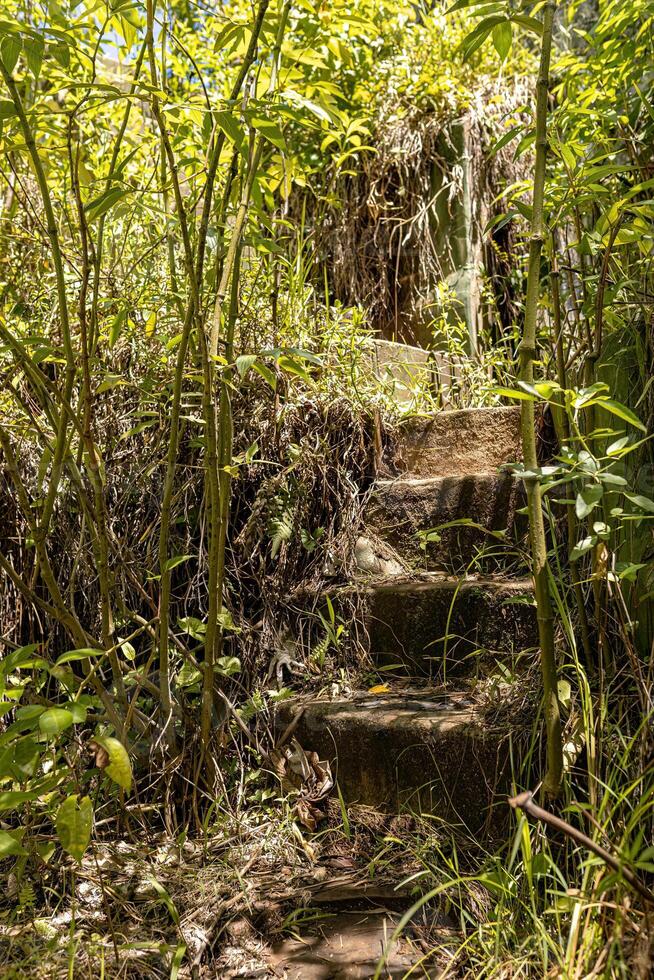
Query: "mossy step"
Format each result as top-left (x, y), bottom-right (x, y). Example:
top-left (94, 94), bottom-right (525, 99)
top-left (392, 406), bottom-right (522, 478)
top-left (367, 574), bottom-right (537, 676)
top-left (275, 690), bottom-right (510, 833)
top-left (366, 472), bottom-right (526, 570)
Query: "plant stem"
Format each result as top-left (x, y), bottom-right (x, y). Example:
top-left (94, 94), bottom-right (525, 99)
top-left (518, 0), bottom-right (563, 797)
top-left (550, 250), bottom-right (593, 668)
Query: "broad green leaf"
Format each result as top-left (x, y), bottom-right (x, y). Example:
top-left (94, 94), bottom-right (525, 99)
top-left (1, 35), bottom-right (21, 74)
top-left (252, 361), bottom-right (276, 389)
top-left (251, 116), bottom-right (286, 149)
top-left (596, 398), bottom-right (646, 432)
top-left (56, 795), bottom-right (93, 862)
top-left (39, 707), bottom-right (74, 736)
top-left (616, 562), bottom-right (647, 581)
top-left (236, 354), bottom-right (258, 377)
top-left (0, 99), bottom-right (17, 121)
top-left (177, 663), bottom-right (202, 688)
top-left (215, 656), bottom-right (241, 677)
top-left (1, 738), bottom-right (40, 779)
top-left (492, 21), bottom-right (512, 61)
top-left (24, 36), bottom-right (44, 79)
top-left (55, 648), bottom-right (104, 667)
top-left (575, 484), bottom-right (603, 519)
top-left (1, 644), bottom-right (42, 675)
top-left (557, 680), bottom-right (572, 709)
top-left (214, 109), bottom-right (243, 148)
top-left (570, 535), bottom-right (597, 561)
top-left (216, 609), bottom-right (240, 632)
top-left (61, 701), bottom-right (87, 724)
top-left (85, 187), bottom-right (129, 222)
top-left (177, 616), bottom-right (206, 639)
top-left (607, 436), bottom-right (630, 455)
top-left (91, 736), bottom-right (132, 792)
top-left (625, 493), bottom-right (654, 514)
top-left (0, 829), bottom-right (25, 858)
top-left (0, 790), bottom-right (39, 812)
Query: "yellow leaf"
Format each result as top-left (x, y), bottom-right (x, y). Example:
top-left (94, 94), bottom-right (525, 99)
top-left (368, 684), bottom-right (390, 695)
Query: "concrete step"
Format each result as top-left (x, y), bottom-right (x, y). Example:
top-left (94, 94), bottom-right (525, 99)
top-left (275, 690), bottom-right (510, 833)
top-left (392, 406), bottom-right (522, 477)
top-left (367, 574), bottom-right (537, 676)
top-left (366, 472), bottom-right (526, 571)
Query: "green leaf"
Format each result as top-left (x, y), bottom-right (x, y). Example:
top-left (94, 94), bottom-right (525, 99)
top-left (216, 609), bottom-right (240, 632)
top-left (215, 656), bottom-right (241, 677)
top-left (39, 707), bottom-right (74, 736)
top-left (252, 361), bottom-right (276, 389)
top-left (575, 484), bottom-right (603, 519)
top-left (513, 14), bottom-right (544, 35)
top-left (164, 554), bottom-right (192, 572)
top-left (615, 562), bottom-right (647, 582)
top-left (55, 648), bottom-right (104, 667)
top-left (84, 187), bottom-right (129, 222)
top-left (177, 616), bottom-right (206, 640)
top-left (1, 644), bottom-right (43, 675)
top-left (606, 436), bottom-right (630, 455)
top-left (596, 398), bottom-right (646, 432)
top-left (0, 829), bottom-right (25, 858)
top-left (491, 386), bottom-right (535, 401)
top-left (277, 355), bottom-right (314, 383)
top-left (250, 116), bottom-right (286, 150)
top-left (1, 35), bottom-right (22, 75)
top-left (570, 535), bottom-right (597, 561)
top-left (214, 109), bottom-right (243, 148)
top-left (108, 309), bottom-right (127, 348)
top-left (492, 21), bottom-right (512, 60)
top-left (62, 701), bottom-right (87, 724)
top-left (557, 680), bottom-right (572, 709)
top-left (91, 736), bottom-right (132, 792)
top-left (0, 790), bottom-right (39, 812)
top-left (236, 354), bottom-right (258, 378)
top-left (56, 795), bottom-right (93, 862)
top-left (24, 35), bottom-right (44, 79)
top-left (0, 99), bottom-right (17, 121)
top-left (625, 493), bottom-right (654, 514)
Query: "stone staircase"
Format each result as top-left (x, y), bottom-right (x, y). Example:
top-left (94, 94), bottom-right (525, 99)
top-left (271, 396), bottom-right (536, 977)
top-left (278, 403), bottom-right (535, 824)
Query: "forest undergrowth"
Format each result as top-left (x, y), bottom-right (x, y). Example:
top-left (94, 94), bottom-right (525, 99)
top-left (1, 1), bottom-right (654, 977)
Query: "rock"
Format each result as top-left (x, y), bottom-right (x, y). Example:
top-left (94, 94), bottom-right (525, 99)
top-left (354, 536), bottom-right (404, 577)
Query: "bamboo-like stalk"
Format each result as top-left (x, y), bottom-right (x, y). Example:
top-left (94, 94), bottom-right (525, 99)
top-left (198, 3), bottom-right (289, 762)
top-left (550, 250), bottom-right (593, 668)
top-left (89, 42), bottom-right (146, 354)
top-left (518, 0), bottom-right (563, 797)
top-left (146, 0), bottom-right (202, 739)
top-left (0, 64), bottom-right (76, 540)
top-left (146, 0), bottom-right (270, 747)
top-left (67, 120), bottom-right (127, 712)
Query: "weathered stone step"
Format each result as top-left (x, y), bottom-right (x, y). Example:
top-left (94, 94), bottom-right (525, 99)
top-left (367, 337), bottom-right (462, 407)
top-left (393, 405), bottom-right (522, 477)
top-left (269, 906), bottom-right (447, 978)
top-left (367, 574), bottom-right (537, 676)
top-left (366, 472), bottom-right (526, 570)
top-left (275, 690), bottom-right (510, 833)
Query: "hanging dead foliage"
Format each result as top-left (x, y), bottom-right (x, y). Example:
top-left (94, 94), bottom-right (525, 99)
top-left (316, 81), bottom-right (533, 345)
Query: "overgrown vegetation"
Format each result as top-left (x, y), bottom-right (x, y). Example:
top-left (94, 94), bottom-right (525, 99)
top-left (0, 0), bottom-right (653, 976)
